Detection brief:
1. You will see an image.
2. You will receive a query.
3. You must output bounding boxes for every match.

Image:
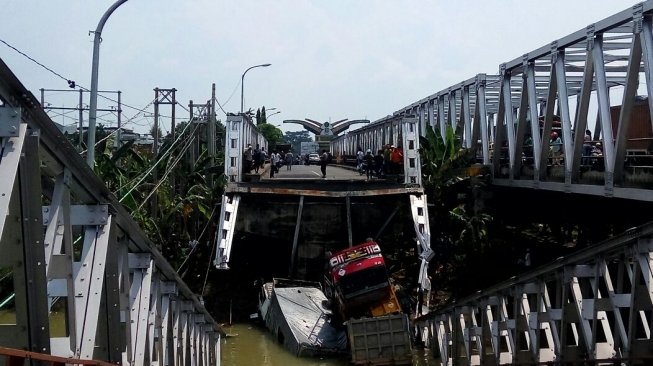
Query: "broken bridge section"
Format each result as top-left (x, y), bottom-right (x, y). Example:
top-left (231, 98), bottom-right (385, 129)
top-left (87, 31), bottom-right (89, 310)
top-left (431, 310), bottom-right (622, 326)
top-left (214, 115), bottom-right (434, 293)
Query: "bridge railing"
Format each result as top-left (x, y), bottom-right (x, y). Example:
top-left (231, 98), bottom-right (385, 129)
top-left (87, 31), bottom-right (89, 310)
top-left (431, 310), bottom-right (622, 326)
top-left (0, 59), bottom-right (222, 364)
top-left (391, 1), bottom-right (653, 202)
top-left (415, 221), bottom-right (653, 365)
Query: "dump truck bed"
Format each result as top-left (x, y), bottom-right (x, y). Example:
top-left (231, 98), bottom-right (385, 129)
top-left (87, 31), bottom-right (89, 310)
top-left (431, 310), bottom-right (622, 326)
top-left (347, 313), bottom-right (412, 365)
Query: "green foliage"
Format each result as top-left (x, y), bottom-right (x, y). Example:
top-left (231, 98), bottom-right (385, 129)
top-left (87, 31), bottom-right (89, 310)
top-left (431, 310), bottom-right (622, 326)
top-left (284, 130), bottom-right (313, 154)
top-left (420, 125), bottom-right (474, 196)
top-left (92, 121), bottom-right (226, 296)
top-left (257, 123), bottom-right (284, 148)
top-left (261, 106), bottom-right (267, 125)
top-left (256, 106), bottom-right (269, 125)
top-left (419, 125), bottom-right (493, 302)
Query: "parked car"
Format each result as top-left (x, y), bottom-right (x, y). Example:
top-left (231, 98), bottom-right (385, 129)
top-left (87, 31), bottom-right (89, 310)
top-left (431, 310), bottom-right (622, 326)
top-left (308, 153), bottom-right (320, 165)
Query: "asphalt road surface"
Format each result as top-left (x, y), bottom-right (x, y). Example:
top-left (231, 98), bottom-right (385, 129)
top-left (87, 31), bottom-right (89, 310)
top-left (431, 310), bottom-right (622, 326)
top-left (260, 163), bottom-right (373, 181)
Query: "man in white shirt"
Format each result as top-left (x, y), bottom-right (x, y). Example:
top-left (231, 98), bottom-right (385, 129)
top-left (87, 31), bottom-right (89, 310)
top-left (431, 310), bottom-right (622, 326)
top-left (269, 151), bottom-right (279, 178)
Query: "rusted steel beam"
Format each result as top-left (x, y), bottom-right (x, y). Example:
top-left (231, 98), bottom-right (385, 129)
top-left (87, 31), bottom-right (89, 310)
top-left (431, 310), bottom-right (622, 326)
top-left (0, 346), bottom-right (114, 366)
top-left (226, 186), bottom-right (423, 197)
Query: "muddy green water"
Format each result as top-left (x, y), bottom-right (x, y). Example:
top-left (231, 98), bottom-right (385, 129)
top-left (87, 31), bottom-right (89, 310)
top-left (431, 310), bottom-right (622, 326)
top-left (220, 323), bottom-right (438, 366)
top-left (3, 311), bottom-right (437, 365)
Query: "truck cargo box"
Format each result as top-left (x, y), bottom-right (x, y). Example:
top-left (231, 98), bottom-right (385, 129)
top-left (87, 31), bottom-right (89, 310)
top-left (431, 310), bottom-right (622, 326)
top-left (347, 313), bottom-right (412, 365)
top-left (258, 278), bottom-right (347, 357)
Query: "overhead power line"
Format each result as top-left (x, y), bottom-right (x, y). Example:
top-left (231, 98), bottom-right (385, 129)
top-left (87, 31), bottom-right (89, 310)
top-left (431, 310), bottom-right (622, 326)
top-left (0, 37), bottom-right (170, 119)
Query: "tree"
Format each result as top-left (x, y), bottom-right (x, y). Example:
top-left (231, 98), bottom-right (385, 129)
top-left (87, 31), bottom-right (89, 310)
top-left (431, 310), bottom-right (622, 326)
top-left (284, 130), bottom-right (312, 154)
top-left (255, 109), bottom-right (261, 125)
top-left (261, 106), bottom-right (267, 125)
top-left (419, 125), bottom-right (492, 302)
top-left (257, 123), bottom-right (284, 149)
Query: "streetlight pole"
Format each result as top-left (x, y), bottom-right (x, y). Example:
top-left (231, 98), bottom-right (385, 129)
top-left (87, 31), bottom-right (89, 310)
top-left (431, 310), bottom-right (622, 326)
top-left (240, 63), bottom-right (271, 114)
top-left (87, 0), bottom-right (129, 167)
top-left (267, 111), bottom-right (281, 119)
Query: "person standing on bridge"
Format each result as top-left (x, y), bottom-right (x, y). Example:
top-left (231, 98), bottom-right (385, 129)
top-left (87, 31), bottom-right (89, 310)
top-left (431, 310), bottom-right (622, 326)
top-left (320, 149), bottom-right (328, 178)
top-left (253, 144), bottom-right (262, 173)
top-left (285, 151), bottom-right (294, 171)
top-left (244, 144), bottom-right (253, 173)
top-left (356, 147), bottom-right (364, 173)
top-left (270, 150), bottom-right (279, 178)
top-left (364, 149), bottom-right (374, 180)
top-left (374, 149), bottom-right (385, 178)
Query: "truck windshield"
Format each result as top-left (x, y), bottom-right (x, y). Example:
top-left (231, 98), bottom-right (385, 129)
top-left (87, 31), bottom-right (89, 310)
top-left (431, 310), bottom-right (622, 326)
top-left (339, 267), bottom-right (389, 299)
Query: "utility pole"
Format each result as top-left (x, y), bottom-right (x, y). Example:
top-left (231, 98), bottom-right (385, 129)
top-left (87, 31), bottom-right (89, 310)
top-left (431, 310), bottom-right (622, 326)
top-left (116, 91), bottom-right (122, 148)
top-left (153, 88), bottom-right (160, 156)
top-left (40, 88), bottom-right (121, 149)
top-left (152, 88), bottom-right (160, 220)
top-left (153, 88), bottom-right (177, 191)
top-left (188, 100), bottom-right (211, 170)
top-left (208, 84), bottom-right (217, 186)
top-left (189, 100), bottom-right (195, 168)
top-left (79, 89), bottom-right (84, 147)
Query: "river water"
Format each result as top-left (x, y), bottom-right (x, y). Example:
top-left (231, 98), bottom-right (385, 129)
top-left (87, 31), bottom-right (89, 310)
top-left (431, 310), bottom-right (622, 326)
top-left (220, 323), bottom-right (438, 366)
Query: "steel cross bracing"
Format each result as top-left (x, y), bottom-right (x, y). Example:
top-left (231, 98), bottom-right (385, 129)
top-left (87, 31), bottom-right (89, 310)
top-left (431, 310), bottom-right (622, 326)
top-left (379, 2), bottom-right (653, 202)
top-left (0, 58), bottom-right (222, 364)
top-left (414, 223), bottom-right (653, 365)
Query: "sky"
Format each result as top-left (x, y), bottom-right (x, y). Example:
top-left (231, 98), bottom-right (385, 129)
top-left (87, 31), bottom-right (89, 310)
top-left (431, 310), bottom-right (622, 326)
top-left (0, 0), bottom-right (642, 136)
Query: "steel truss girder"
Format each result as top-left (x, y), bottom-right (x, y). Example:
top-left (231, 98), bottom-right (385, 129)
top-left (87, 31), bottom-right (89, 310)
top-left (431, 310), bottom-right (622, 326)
top-left (330, 117), bottom-right (420, 184)
top-left (224, 114), bottom-right (268, 183)
top-left (0, 123), bottom-right (58, 352)
top-left (383, 3), bottom-right (653, 201)
top-left (409, 194), bottom-right (433, 291)
top-left (0, 62), bottom-right (223, 363)
top-left (416, 225), bottom-right (653, 365)
top-left (214, 193), bottom-right (241, 270)
top-left (41, 174), bottom-right (115, 357)
top-left (402, 117), bottom-right (421, 186)
top-left (0, 120), bottom-right (25, 247)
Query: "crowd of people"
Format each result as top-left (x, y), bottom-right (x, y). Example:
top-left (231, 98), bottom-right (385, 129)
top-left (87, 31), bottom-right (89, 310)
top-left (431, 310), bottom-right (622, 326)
top-left (355, 144), bottom-right (404, 180)
top-left (242, 143), bottom-right (406, 180)
top-left (522, 129), bottom-right (604, 167)
top-left (243, 144), bottom-right (304, 178)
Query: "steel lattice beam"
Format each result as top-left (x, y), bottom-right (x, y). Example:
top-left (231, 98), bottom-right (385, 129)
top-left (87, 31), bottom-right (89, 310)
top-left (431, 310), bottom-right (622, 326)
top-left (0, 54), bottom-right (223, 364)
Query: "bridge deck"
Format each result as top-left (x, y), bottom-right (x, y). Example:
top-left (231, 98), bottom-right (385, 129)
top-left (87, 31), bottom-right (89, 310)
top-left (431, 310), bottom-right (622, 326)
top-left (227, 163), bottom-right (422, 197)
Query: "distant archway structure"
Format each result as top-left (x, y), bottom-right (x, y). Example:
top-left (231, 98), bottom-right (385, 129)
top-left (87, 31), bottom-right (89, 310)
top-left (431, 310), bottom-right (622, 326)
top-left (283, 118), bottom-right (370, 137)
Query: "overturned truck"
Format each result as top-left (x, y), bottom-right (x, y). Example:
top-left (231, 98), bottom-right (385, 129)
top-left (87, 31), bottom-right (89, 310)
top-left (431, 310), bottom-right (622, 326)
top-left (326, 241), bottom-right (412, 365)
top-left (257, 278), bottom-right (347, 357)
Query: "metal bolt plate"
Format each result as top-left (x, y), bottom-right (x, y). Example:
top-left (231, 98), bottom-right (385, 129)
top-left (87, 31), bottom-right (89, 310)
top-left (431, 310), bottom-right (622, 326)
top-left (0, 107), bottom-right (21, 137)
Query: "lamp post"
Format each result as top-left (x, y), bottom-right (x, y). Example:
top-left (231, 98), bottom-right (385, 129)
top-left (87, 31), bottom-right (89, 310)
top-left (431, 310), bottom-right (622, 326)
top-left (240, 63), bottom-right (271, 113)
top-left (267, 111), bottom-right (281, 120)
top-left (87, 0), bottom-right (129, 167)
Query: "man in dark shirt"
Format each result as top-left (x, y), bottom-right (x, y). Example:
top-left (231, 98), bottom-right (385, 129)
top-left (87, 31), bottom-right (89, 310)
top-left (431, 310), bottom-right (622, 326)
top-left (320, 150), bottom-right (328, 178)
top-left (374, 150), bottom-right (385, 178)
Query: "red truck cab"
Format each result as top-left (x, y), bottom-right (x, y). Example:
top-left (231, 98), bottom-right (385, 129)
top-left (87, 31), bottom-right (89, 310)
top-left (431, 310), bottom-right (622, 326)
top-left (327, 241), bottom-right (401, 319)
